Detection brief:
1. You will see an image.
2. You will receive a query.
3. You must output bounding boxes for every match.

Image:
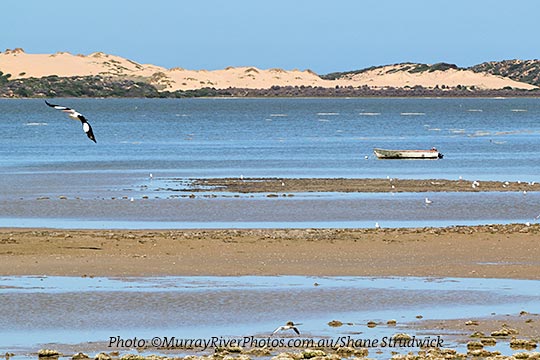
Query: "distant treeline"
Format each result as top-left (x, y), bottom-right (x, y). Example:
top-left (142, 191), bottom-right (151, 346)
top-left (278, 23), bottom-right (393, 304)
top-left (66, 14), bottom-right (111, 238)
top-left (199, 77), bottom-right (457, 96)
top-left (208, 85), bottom-right (540, 98)
top-left (1, 75), bottom-right (539, 98)
top-left (0, 75), bottom-right (161, 98)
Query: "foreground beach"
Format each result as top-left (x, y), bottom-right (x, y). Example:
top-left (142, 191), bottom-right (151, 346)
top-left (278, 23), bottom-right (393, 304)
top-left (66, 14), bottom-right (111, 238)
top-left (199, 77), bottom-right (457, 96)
top-left (2, 225), bottom-right (540, 360)
top-left (1, 224), bottom-right (539, 278)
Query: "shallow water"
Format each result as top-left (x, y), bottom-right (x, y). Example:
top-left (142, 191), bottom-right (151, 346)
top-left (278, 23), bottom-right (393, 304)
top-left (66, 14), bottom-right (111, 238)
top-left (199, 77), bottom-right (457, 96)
top-left (2, 98), bottom-right (540, 228)
top-left (1, 191), bottom-right (539, 229)
top-left (0, 276), bottom-right (539, 358)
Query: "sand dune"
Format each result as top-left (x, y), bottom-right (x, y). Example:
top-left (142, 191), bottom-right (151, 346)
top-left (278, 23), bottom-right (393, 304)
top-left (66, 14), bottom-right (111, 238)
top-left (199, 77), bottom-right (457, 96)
top-left (0, 48), bottom-right (536, 91)
top-left (0, 48), bottom-right (164, 79)
top-left (344, 63), bottom-right (537, 90)
top-left (165, 66), bottom-right (325, 91)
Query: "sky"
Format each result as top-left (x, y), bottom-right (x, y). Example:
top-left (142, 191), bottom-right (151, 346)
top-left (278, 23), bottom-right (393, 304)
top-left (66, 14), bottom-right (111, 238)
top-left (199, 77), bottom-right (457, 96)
top-left (2, 0), bottom-right (540, 74)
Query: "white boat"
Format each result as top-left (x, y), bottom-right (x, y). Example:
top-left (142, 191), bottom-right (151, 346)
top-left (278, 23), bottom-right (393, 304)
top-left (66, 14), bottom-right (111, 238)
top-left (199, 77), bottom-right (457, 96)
top-left (373, 147), bottom-right (443, 159)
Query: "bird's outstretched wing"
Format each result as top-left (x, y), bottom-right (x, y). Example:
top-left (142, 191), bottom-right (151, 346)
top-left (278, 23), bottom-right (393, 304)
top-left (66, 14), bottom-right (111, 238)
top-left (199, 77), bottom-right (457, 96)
top-left (45, 100), bottom-right (72, 111)
top-left (77, 113), bottom-right (89, 122)
top-left (272, 325), bottom-right (300, 335)
top-left (46, 100), bottom-right (97, 143)
top-left (82, 122), bottom-right (97, 143)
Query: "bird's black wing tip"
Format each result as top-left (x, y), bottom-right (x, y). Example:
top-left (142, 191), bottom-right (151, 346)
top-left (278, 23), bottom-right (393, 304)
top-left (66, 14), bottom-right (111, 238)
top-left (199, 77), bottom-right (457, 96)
top-left (44, 100), bottom-right (56, 107)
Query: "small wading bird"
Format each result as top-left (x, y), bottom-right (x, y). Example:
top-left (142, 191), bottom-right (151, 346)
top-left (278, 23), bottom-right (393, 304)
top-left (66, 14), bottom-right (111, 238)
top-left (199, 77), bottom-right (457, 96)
top-left (45, 100), bottom-right (96, 142)
top-left (272, 321), bottom-right (301, 335)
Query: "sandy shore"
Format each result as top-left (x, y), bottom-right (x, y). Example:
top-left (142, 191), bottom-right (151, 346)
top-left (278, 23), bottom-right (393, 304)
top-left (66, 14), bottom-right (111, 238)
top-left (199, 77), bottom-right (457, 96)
top-left (187, 177), bottom-right (540, 193)
top-left (1, 224), bottom-right (539, 278)
top-left (3, 223), bottom-right (540, 359)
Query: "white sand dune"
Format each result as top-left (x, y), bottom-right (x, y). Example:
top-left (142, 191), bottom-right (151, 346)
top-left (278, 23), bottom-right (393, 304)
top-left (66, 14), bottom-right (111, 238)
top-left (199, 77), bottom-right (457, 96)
top-left (0, 48), bottom-right (536, 92)
top-left (343, 63), bottom-right (537, 90)
top-left (0, 48), bottom-right (163, 79)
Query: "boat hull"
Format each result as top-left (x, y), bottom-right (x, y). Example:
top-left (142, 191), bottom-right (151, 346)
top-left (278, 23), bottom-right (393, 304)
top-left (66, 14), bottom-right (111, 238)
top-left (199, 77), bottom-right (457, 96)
top-left (373, 148), bottom-right (442, 159)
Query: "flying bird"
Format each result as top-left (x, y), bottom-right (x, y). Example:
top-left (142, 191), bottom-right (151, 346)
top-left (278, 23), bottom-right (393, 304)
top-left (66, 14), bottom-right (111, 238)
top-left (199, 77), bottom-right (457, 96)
top-left (45, 100), bottom-right (96, 142)
top-left (272, 321), bottom-right (301, 335)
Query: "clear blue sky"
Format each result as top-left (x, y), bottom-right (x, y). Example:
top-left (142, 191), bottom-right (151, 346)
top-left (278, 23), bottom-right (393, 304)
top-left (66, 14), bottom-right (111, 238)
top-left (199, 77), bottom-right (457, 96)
top-left (2, 0), bottom-right (539, 74)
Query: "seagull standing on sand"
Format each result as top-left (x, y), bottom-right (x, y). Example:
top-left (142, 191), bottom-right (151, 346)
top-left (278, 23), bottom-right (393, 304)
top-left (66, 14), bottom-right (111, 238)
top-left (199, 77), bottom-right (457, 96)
top-left (272, 321), bottom-right (301, 336)
top-left (45, 100), bottom-right (96, 143)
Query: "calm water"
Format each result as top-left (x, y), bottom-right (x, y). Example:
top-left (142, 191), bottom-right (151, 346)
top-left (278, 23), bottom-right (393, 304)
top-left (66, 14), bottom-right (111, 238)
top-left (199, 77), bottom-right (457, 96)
top-left (2, 97), bottom-right (540, 179)
top-left (1, 98), bottom-right (540, 227)
top-left (1, 275), bottom-right (539, 358)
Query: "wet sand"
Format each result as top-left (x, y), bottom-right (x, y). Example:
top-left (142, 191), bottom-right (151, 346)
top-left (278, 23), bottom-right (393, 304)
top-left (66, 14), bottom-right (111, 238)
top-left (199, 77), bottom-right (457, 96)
top-left (1, 224), bottom-right (539, 278)
top-left (3, 224), bottom-right (540, 359)
top-left (413, 312), bottom-right (540, 343)
top-left (186, 177), bottom-right (540, 193)
top-left (406, 312), bottom-right (540, 359)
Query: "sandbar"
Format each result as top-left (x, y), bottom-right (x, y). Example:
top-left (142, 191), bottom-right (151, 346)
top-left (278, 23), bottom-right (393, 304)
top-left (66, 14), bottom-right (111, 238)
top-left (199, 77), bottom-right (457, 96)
top-left (1, 224), bottom-right (539, 278)
top-left (186, 177), bottom-right (540, 193)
